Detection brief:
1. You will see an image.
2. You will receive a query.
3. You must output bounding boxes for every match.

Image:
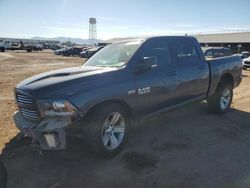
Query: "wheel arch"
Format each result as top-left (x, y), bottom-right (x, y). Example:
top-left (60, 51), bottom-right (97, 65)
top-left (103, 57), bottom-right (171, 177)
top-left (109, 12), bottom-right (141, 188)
top-left (207, 72), bottom-right (234, 114)
top-left (84, 99), bottom-right (134, 120)
top-left (218, 73), bottom-right (234, 88)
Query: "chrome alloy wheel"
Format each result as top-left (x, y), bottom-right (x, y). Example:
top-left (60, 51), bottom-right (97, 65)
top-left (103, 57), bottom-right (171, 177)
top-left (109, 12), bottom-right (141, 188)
top-left (102, 112), bottom-right (125, 150)
top-left (220, 88), bottom-right (232, 110)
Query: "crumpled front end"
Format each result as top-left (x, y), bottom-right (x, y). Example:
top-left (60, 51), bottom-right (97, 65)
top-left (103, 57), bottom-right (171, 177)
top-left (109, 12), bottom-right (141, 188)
top-left (13, 111), bottom-right (72, 150)
top-left (13, 89), bottom-right (81, 150)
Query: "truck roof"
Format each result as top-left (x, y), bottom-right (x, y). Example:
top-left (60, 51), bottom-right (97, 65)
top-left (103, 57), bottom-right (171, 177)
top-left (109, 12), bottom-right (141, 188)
top-left (112, 36), bottom-right (197, 44)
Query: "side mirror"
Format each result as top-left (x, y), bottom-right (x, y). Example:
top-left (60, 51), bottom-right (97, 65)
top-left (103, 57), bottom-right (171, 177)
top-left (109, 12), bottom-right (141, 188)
top-left (134, 57), bottom-right (158, 73)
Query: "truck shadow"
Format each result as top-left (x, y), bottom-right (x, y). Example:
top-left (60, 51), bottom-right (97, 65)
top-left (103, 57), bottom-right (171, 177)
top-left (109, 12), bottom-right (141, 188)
top-left (1, 102), bottom-right (250, 188)
top-left (242, 74), bottom-right (249, 77)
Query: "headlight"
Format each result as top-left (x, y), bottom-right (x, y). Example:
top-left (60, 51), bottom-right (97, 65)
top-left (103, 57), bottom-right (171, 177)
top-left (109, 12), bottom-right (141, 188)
top-left (52, 101), bottom-right (65, 110)
top-left (37, 100), bottom-right (78, 118)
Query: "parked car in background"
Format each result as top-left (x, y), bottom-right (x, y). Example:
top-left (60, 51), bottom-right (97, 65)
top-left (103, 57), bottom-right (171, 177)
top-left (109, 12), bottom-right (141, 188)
top-left (1, 40), bottom-right (38, 52)
top-left (0, 40), bottom-right (11, 52)
top-left (54, 47), bottom-right (68, 55)
top-left (242, 57), bottom-right (250, 70)
top-left (202, 47), bottom-right (233, 58)
top-left (28, 44), bottom-right (43, 52)
top-left (62, 47), bottom-right (83, 56)
top-left (13, 36), bottom-right (242, 157)
top-left (79, 47), bottom-right (91, 58)
top-left (241, 51), bottom-right (250, 59)
top-left (236, 51), bottom-right (250, 70)
top-left (84, 46), bottom-right (105, 58)
top-left (50, 45), bottom-right (62, 50)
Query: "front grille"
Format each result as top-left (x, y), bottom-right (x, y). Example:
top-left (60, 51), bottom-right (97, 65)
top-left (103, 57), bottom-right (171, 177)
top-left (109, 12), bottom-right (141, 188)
top-left (244, 61), bottom-right (250, 65)
top-left (16, 94), bottom-right (33, 104)
top-left (16, 90), bottom-right (40, 121)
top-left (19, 108), bottom-right (38, 120)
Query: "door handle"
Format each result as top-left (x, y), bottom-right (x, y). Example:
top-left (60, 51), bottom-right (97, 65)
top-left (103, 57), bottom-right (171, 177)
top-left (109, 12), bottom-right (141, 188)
top-left (166, 71), bottom-right (177, 76)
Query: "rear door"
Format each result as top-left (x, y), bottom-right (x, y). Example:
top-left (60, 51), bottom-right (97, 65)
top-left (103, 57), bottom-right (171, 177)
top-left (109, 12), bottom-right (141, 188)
top-left (169, 38), bottom-right (210, 102)
top-left (134, 38), bottom-right (178, 115)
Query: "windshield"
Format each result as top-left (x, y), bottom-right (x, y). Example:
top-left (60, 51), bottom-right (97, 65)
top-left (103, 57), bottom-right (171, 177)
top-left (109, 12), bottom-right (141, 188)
top-left (83, 40), bottom-right (143, 67)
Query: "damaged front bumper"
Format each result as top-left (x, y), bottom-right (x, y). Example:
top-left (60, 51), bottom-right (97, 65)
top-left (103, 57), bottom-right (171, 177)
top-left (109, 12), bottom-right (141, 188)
top-left (13, 111), bottom-right (73, 150)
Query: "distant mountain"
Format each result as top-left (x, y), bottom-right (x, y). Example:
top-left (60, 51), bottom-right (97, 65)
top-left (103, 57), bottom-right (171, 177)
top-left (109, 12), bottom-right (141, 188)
top-left (31, 36), bottom-right (104, 45)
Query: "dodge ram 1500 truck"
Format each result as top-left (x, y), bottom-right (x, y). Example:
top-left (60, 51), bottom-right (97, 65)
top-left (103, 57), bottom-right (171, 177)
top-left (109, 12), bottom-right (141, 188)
top-left (13, 36), bottom-right (242, 157)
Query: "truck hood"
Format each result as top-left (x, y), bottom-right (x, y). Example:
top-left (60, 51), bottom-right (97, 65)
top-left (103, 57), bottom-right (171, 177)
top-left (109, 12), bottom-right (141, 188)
top-left (16, 66), bottom-right (118, 98)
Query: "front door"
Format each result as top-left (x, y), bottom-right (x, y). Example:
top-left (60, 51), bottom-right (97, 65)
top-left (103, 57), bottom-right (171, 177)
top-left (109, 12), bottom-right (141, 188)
top-left (134, 38), bottom-right (178, 116)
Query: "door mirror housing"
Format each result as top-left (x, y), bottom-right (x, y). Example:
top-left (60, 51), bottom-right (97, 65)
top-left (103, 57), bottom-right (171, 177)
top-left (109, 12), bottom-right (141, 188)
top-left (134, 57), bottom-right (158, 73)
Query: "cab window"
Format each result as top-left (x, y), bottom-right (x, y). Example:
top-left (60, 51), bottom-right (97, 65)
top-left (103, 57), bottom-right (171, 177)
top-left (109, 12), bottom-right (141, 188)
top-left (140, 38), bottom-right (171, 66)
top-left (170, 38), bottom-right (200, 63)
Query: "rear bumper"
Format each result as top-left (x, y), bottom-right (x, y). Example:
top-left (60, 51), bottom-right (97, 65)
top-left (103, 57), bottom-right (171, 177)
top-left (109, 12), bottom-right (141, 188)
top-left (13, 111), bottom-right (72, 150)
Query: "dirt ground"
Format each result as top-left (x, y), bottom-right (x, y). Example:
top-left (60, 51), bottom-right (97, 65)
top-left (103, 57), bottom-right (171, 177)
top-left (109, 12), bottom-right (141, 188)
top-left (0, 50), bottom-right (250, 188)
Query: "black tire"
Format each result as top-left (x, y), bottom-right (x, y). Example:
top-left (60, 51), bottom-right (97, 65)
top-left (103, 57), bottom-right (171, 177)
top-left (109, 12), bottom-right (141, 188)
top-left (0, 48), bottom-right (5, 52)
top-left (207, 82), bottom-right (233, 114)
top-left (82, 103), bottom-right (129, 157)
top-left (0, 162), bottom-right (7, 188)
top-left (243, 67), bottom-right (247, 70)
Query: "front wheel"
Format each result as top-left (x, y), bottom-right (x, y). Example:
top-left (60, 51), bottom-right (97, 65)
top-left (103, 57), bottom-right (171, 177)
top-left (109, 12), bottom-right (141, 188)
top-left (207, 83), bottom-right (233, 114)
top-left (82, 104), bottom-right (128, 157)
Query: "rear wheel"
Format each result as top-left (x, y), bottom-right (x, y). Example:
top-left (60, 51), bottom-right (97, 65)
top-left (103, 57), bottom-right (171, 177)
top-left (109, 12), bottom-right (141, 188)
top-left (0, 48), bottom-right (5, 52)
top-left (207, 83), bottom-right (233, 114)
top-left (82, 103), bottom-right (129, 157)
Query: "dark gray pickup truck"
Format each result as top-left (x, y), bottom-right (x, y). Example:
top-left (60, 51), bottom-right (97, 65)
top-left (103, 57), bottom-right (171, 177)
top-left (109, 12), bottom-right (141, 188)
top-left (13, 36), bottom-right (242, 157)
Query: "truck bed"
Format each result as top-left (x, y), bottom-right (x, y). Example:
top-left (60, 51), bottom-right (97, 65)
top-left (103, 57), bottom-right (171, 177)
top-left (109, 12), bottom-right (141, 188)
top-left (207, 55), bottom-right (242, 96)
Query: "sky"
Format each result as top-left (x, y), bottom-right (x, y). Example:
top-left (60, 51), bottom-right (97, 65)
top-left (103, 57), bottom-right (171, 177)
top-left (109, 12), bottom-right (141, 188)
top-left (0, 0), bottom-right (250, 40)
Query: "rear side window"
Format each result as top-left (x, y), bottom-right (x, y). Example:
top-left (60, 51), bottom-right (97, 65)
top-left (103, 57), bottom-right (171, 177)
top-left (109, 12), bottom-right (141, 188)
top-left (171, 38), bottom-right (200, 62)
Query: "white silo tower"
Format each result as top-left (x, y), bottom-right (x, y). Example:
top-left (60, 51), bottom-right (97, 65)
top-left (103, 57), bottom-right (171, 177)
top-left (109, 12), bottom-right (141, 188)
top-left (89, 17), bottom-right (97, 45)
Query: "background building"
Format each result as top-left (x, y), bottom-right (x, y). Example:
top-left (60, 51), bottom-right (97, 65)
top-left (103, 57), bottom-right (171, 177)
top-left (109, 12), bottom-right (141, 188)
top-left (106, 31), bottom-right (250, 53)
top-left (196, 32), bottom-right (250, 53)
